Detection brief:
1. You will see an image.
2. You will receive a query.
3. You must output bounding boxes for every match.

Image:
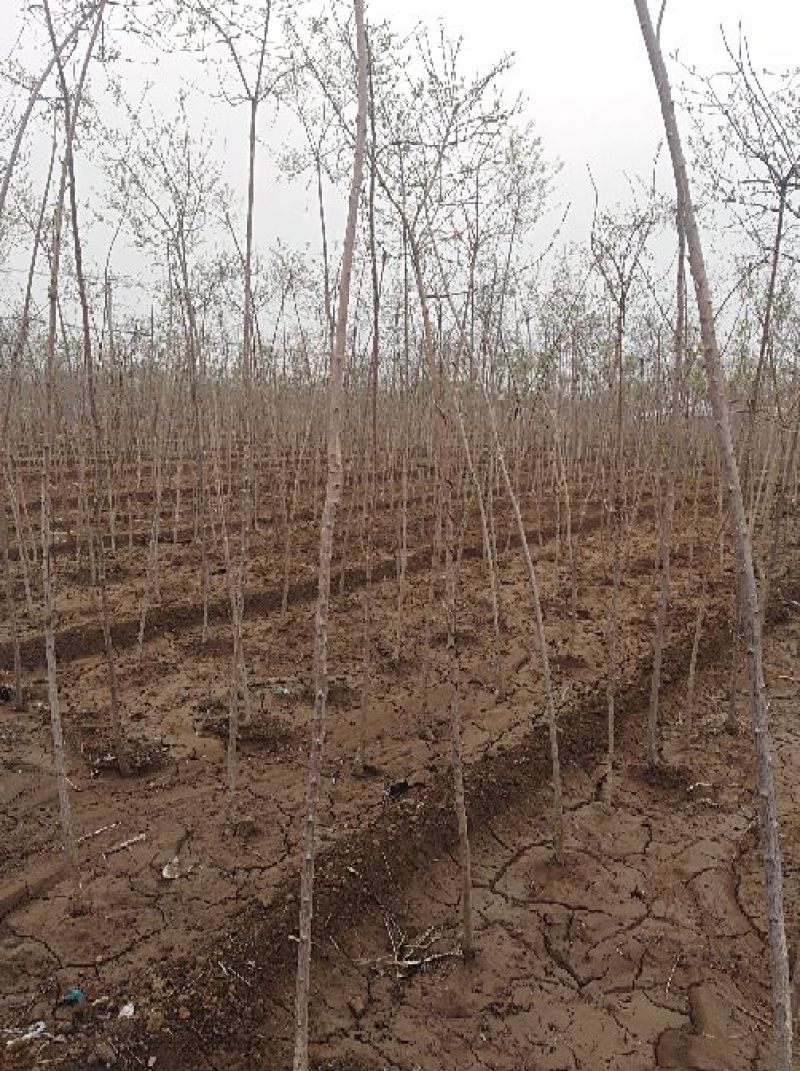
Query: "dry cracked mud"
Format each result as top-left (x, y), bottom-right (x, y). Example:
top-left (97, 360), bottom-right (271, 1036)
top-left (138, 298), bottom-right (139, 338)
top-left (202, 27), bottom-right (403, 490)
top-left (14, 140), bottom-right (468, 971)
top-left (1, 489), bottom-right (798, 1071)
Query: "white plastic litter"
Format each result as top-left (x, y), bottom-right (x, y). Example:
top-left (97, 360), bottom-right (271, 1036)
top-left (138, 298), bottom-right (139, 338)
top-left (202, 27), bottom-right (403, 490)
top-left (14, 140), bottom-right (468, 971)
top-left (161, 856), bottom-right (180, 880)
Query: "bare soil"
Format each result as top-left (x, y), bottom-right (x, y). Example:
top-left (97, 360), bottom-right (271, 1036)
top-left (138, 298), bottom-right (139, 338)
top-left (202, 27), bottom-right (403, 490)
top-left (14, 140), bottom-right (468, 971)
top-left (1, 478), bottom-right (798, 1071)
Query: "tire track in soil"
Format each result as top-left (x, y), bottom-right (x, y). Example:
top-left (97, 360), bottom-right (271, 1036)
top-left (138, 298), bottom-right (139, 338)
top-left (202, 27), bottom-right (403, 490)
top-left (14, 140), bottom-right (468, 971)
top-left (61, 561), bottom-right (800, 1071)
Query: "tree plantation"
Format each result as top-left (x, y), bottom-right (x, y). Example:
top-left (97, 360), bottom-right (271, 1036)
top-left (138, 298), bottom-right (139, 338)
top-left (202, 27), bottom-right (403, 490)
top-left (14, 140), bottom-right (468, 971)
top-left (1, 1), bottom-right (799, 1069)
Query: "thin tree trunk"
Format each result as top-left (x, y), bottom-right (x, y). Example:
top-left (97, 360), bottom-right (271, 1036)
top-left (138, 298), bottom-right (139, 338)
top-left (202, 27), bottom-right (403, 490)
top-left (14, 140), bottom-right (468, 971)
top-left (647, 220), bottom-right (685, 766)
top-left (407, 238), bottom-right (474, 956)
top-left (0, 7), bottom-right (94, 231)
top-left (0, 502), bottom-right (23, 709)
top-left (52, 0), bottom-right (126, 773)
top-left (487, 393), bottom-right (565, 860)
top-left (633, 5), bottom-right (792, 1065)
top-left (685, 570), bottom-right (709, 731)
top-left (37, 0), bottom-right (106, 906)
top-left (292, 4), bottom-right (367, 1066)
top-left (761, 407), bottom-right (800, 628)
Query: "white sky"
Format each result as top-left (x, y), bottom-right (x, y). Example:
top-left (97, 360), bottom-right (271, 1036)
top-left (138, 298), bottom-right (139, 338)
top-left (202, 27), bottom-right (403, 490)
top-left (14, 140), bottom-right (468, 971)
top-left (367, 0), bottom-right (800, 238)
top-left (3, 0), bottom-right (800, 312)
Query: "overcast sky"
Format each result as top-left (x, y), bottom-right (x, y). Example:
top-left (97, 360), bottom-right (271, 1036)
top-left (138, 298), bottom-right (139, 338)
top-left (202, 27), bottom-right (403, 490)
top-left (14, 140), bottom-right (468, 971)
top-left (366, 0), bottom-right (800, 239)
top-left (4, 0), bottom-right (800, 312)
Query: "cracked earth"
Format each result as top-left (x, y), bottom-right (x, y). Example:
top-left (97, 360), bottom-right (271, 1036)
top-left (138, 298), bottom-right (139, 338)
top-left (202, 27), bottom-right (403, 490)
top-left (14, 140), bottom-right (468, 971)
top-left (1, 477), bottom-right (798, 1071)
top-left (294, 610), bottom-right (800, 1071)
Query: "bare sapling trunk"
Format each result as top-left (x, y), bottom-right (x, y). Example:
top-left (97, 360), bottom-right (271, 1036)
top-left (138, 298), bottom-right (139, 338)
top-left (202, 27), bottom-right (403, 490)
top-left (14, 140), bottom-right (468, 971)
top-left (226, 481), bottom-right (251, 814)
top-left (357, 461), bottom-right (374, 772)
top-left (454, 457), bottom-right (474, 577)
top-left (729, 160), bottom-right (788, 742)
top-left (550, 412), bottom-right (578, 646)
top-left (137, 435), bottom-right (166, 650)
top-left (420, 455), bottom-right (441, 722)
top-left (392, 430), bottom-right (409, 662)
top-left (278, 433), bottom-right (291, 611)
top-left (0, 502), bottom-right (23, 708)
top-left (34, 0), bottom-right (110, 903)
top-left (486, 392), bottom-right (565, 861)
top-left (337, 454), bottom-right (358, 596)
top-left (603, 340), bottom-right (625, 804)
top-left (209, 427), bottom-right (251, 812)
top-left (50, 0), bottom-right (127, 774)
top-left (761, 407), bottom-right (800, 629)
top-left (487, 449), bottom-right (502, 620)
top-left (687, 445), bottom-right (702, 564)
top-left (292, 2), bottom-right (367, 1066)
top-left (41, 480), bottom-right (81, 905)
top-left (226, 0), bottom-right (273, 798)
top-left (591, 200), bottom-right (655, 802)
top-left (453, 397), bottom-right (502, 695)
top-left (646, 220), bottom-right (685, 766)
top-left (176, 252), bottom-right (210, 643)
top-left (0, 6), bottom-right (95, 232)
top-left (685, 521), bottom-right (728, 730)
top-left (173, 453), bottom-right (183, 544)
top-left (633, 4), bottom-right (793, 1065)
top-left (444, 453), bottom-right (474, 954)
top-left (2, 127), bottom-right (57, 693)
top-left (39, 2), bottom-right (81, 904)
top-left (408, 241), bottom-right (474, 957)
top-left (750, 425), bottom-right (776, 544)
top-left (422, 214), bottom-right (503, 696)
top-left (7, 466), bottom-right (34, 615)
top-left (357, 38), bottom-right (381, 773)
top-left (281, 412), bottom-right (314, 615)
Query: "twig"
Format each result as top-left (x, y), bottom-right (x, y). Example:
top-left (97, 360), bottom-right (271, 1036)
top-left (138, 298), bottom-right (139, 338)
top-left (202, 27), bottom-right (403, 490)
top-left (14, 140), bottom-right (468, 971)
top-left (78, 821), bottom-right (120, 844)
top-left (218, 960), bottom-right (252, 988)
top-left (378, 915), bottom-right (461, 978)
top-left (102, 832), bottom-right (146, 858)
top-left (730, 1000), bottom-right (772, 1027)
top-left (665, 951), bottom-right (683, 996)
top-left (381, 947), bottom-right (463, 978)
